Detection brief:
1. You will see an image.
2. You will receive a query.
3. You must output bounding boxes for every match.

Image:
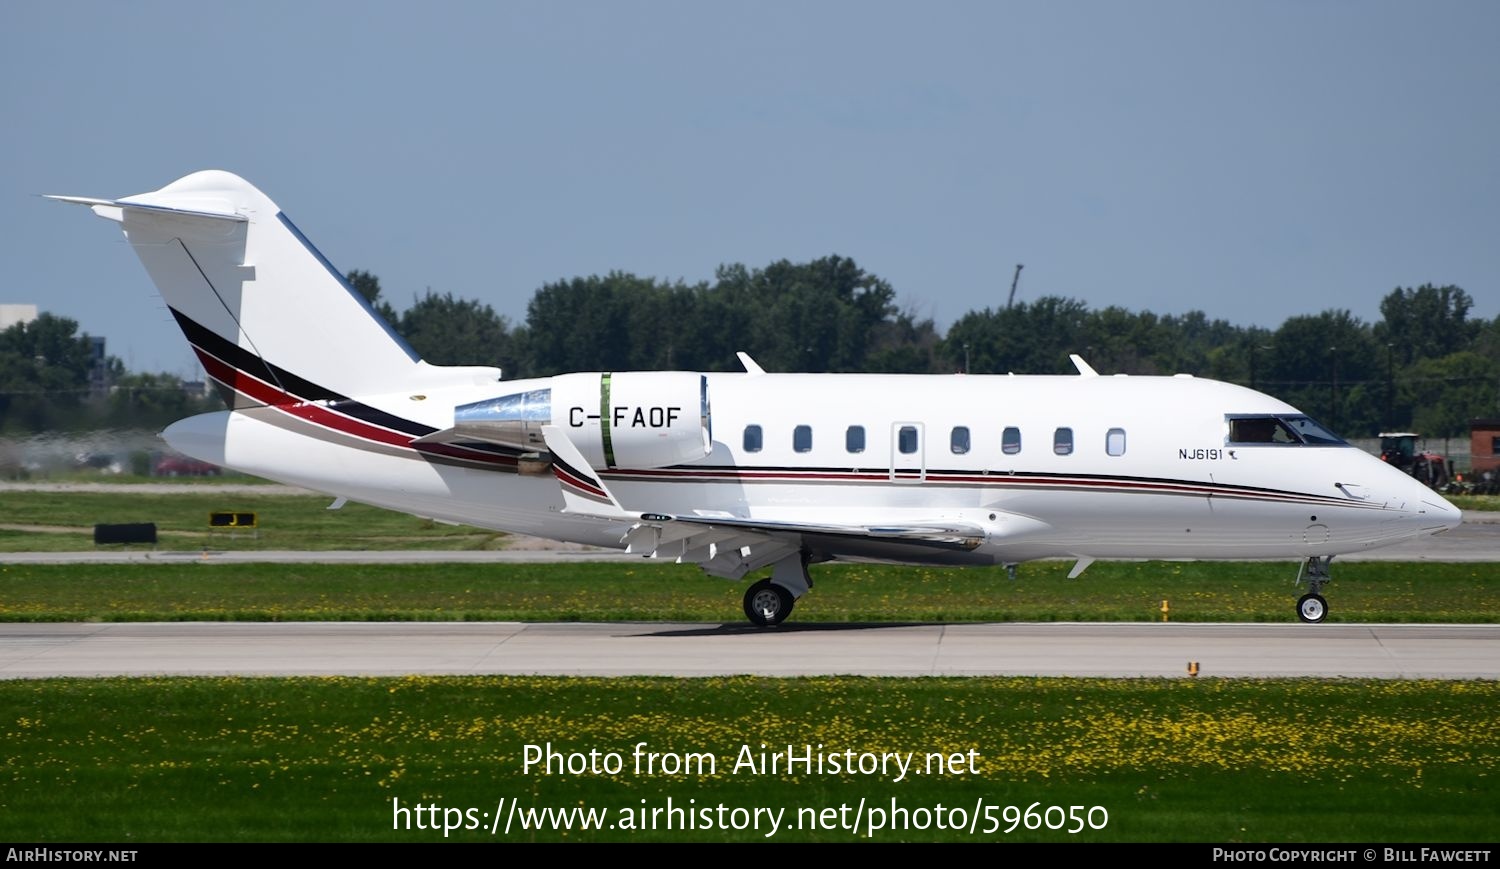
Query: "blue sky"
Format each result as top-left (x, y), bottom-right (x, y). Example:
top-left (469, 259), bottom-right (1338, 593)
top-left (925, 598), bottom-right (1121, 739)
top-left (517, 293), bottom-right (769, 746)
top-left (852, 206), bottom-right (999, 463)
top-left (4, 1), bottom-right (1497, 375)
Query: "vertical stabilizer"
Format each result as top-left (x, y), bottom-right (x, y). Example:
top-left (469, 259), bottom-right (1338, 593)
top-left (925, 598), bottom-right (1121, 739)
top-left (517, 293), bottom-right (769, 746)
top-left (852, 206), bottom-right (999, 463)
top-left (50, 171), bottom-right (423, 403)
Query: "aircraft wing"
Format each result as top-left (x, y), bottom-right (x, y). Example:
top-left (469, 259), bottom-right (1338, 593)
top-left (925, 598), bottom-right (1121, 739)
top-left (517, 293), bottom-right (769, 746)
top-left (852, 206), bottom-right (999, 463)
top-left (645, 513), bottom-right (987, 549)
top-left (618, 513), bottom-right (988, 579)
top-left (540, 425), bottom-right (988, 578)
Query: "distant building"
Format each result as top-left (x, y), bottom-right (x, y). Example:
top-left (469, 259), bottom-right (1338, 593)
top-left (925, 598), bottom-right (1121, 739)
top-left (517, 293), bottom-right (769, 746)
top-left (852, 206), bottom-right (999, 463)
top-left (0, 303), bottom-right (39, 331)
top-left (1471, 419), bottom-right (1500, 477)
top-left (181, 379), bottom-right (213, 399)
top-left (87, 335), bottom-right (109, 396)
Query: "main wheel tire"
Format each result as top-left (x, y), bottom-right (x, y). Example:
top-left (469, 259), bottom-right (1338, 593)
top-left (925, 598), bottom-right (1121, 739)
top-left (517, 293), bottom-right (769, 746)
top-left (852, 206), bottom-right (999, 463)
top-left (1296, 592), bottom-right (1328, 624)
top-left (743, 579), bottom-right (794, 627)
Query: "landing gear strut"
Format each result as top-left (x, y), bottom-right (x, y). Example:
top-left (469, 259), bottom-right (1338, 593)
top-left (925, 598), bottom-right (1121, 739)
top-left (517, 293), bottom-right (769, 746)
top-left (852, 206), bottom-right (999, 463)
top-left (1295, 556), bottom-right (1331, 624)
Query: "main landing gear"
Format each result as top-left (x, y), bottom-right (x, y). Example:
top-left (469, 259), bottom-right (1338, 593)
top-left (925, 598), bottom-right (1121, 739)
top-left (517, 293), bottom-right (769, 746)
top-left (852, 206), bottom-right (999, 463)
top-left (1295, 556), bottom-right (1332, 624)
top-left (743, 579), bottom-right (795, 627)
top-left (742, 551), bottom-right (813, 627)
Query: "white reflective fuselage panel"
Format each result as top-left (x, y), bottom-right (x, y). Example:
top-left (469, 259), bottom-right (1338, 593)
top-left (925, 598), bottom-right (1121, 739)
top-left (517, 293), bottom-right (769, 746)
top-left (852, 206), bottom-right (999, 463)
top-left (164, 370), bottom-right (1461, 564)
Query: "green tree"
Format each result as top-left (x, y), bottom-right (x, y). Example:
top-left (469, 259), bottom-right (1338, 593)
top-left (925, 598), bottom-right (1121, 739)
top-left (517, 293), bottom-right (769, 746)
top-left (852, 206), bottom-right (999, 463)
top-left (709, 256), bottom-right (898, 373)
top-left (522, 256), bottom-right (906, 376)
top-left (1405, 352), bottom-right (1499, 437)
top-left (939, 296), bottom-right (1091, 375)
top-left (1262, 310), bottom-right (1377, 436)
top-left (345, 269), bottom-right (400, 328)
top-left (524, 273), bottom-right (692, 375)
top-left (0, 314), bottom-right (101, 432)
top-left (398, 291), bottom-right (522, 374)
top-left (864, 307), bottom-right (943, 373)
top-left (1373, 284), bottom-right (1480, 366)
top-left (105, 372), bottom-right (216, 430)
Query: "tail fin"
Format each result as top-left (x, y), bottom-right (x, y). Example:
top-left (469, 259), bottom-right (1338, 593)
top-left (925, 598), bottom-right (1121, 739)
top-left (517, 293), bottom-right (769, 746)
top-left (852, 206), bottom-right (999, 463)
top-left (48, 170), bottom-right (456, 403)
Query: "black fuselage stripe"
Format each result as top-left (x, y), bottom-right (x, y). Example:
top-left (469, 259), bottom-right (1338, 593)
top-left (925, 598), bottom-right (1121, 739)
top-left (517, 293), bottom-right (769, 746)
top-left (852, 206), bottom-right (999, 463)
top-left (172, 307), bottom-right (435, 437)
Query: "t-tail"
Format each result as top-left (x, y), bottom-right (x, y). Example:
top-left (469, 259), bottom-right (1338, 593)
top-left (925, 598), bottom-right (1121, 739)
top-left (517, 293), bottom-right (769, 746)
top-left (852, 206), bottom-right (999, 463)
top-left (47, 170), bottom-right (491, 407)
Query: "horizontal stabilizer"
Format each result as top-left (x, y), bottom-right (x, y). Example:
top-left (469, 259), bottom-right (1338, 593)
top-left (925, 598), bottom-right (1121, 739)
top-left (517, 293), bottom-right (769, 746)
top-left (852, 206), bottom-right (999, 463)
top-left (44, 194), bottom-right (248, 222)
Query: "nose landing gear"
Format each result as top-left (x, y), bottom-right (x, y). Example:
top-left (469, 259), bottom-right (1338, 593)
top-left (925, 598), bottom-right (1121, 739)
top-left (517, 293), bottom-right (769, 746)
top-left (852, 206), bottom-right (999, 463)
top-left (1295, 556), bottom-right (1332, 623)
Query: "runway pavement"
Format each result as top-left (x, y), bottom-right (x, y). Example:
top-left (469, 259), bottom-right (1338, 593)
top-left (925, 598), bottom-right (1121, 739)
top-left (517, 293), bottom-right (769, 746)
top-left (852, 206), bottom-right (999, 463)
top-left (1, 501), bottom-right (1492, 682)
top-left (1, 621), bottom-right (1494, 680)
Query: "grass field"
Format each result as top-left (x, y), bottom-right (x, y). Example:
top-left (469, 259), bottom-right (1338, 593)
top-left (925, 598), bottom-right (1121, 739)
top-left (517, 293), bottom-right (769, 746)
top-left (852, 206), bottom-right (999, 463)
top-left (0, 560), bottom-right (1496, 623)
top-left (0, 675), bottom-right (1493, 842)
top-left (1449, 494), bottom-right (1500, 511)
top-left (0, 490), bottom-right (509, 551)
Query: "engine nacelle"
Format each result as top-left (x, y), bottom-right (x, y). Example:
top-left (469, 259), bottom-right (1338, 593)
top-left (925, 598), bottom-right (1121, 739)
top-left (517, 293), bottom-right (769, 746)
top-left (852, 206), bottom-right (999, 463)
top-left (452, 371), bottom-right (711, 469)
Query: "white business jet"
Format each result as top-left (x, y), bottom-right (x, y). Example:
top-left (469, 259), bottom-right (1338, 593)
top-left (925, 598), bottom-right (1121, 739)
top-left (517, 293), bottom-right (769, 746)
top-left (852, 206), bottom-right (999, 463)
top-left (49, 171), bottom-right (1463, 626)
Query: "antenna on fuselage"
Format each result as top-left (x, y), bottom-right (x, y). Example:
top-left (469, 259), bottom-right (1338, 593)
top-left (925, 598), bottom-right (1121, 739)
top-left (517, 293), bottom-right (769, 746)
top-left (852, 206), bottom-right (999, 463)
top-left (1006, 263), bottom-right (1024, 309)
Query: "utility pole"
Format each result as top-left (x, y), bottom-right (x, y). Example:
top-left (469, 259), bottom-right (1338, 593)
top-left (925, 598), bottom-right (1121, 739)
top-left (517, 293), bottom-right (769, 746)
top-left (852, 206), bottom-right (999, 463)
top-left (1006, 264), bottom-right (1024, 309)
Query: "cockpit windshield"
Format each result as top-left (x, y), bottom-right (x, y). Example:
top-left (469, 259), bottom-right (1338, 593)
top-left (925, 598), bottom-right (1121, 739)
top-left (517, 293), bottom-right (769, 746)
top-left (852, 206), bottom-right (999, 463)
top-left (1226, 414), bottom-right (1346, 446)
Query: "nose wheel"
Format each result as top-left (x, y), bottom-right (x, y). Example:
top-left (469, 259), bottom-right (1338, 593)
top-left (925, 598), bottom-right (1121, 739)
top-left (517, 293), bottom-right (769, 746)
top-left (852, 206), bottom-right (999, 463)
top-left (1297, 592), bottom-right (1328, 623)
top-left (1294, 556), bottom-right (1332, 623)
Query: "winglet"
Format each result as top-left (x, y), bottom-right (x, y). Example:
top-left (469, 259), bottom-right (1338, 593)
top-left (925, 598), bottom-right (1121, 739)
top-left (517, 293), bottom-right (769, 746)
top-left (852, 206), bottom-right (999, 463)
top-left (1069, 354), bottom-right (1099, 377)
top-left (736, 352), bottom-right (765, 375)
top-left (540, 425), bottom-right (631, 518)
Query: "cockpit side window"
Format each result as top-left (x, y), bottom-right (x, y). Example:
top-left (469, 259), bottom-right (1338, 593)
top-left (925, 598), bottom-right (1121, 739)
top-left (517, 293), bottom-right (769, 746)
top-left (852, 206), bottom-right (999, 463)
top-left (1282, 415), bottom-right (1346, 445)
top-left (1227, 415), bottom-right (1346, 446)
top-left (1228, 416), bottom-right (1300, 444)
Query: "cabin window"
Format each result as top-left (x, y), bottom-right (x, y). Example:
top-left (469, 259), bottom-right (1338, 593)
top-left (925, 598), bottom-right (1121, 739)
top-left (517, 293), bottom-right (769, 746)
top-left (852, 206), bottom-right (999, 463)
top-left (793, 425), bottom-right (813, 453)
top-left (1002, 426), bottom-right (1021, 455)
top-left (1053, 427), bottom-right (1074, 455)
top-left (846, 425), bottom-right (865, 453)
top-left (898, 425), bottom-right (919, 454)
top-left (1106, 428), bottom-right (1126, 456)
top-left (950, 426), bottom-right (970, 454)
top-left (743, 424), bottom-right (762, 452)
top-left (1492, 436), bottom-right (1500, 457)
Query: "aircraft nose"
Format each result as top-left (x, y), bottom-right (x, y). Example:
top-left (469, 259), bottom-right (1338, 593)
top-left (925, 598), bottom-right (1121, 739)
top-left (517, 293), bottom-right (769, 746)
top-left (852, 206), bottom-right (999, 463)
top-left (1428, 491), bottom-right (1464, 533)
top-left (1392, 471), bottom-right (1463, 533)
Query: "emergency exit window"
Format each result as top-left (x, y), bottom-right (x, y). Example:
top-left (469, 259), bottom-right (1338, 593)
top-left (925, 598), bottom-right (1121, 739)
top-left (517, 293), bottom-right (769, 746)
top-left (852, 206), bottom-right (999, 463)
top-left (898, 426), bottom-right (918, 454)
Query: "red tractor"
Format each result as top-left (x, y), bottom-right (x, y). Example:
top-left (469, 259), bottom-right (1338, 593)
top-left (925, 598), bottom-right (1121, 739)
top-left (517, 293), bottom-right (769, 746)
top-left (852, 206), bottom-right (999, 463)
top-left (1378, 432), bottom-right (1450, 488)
